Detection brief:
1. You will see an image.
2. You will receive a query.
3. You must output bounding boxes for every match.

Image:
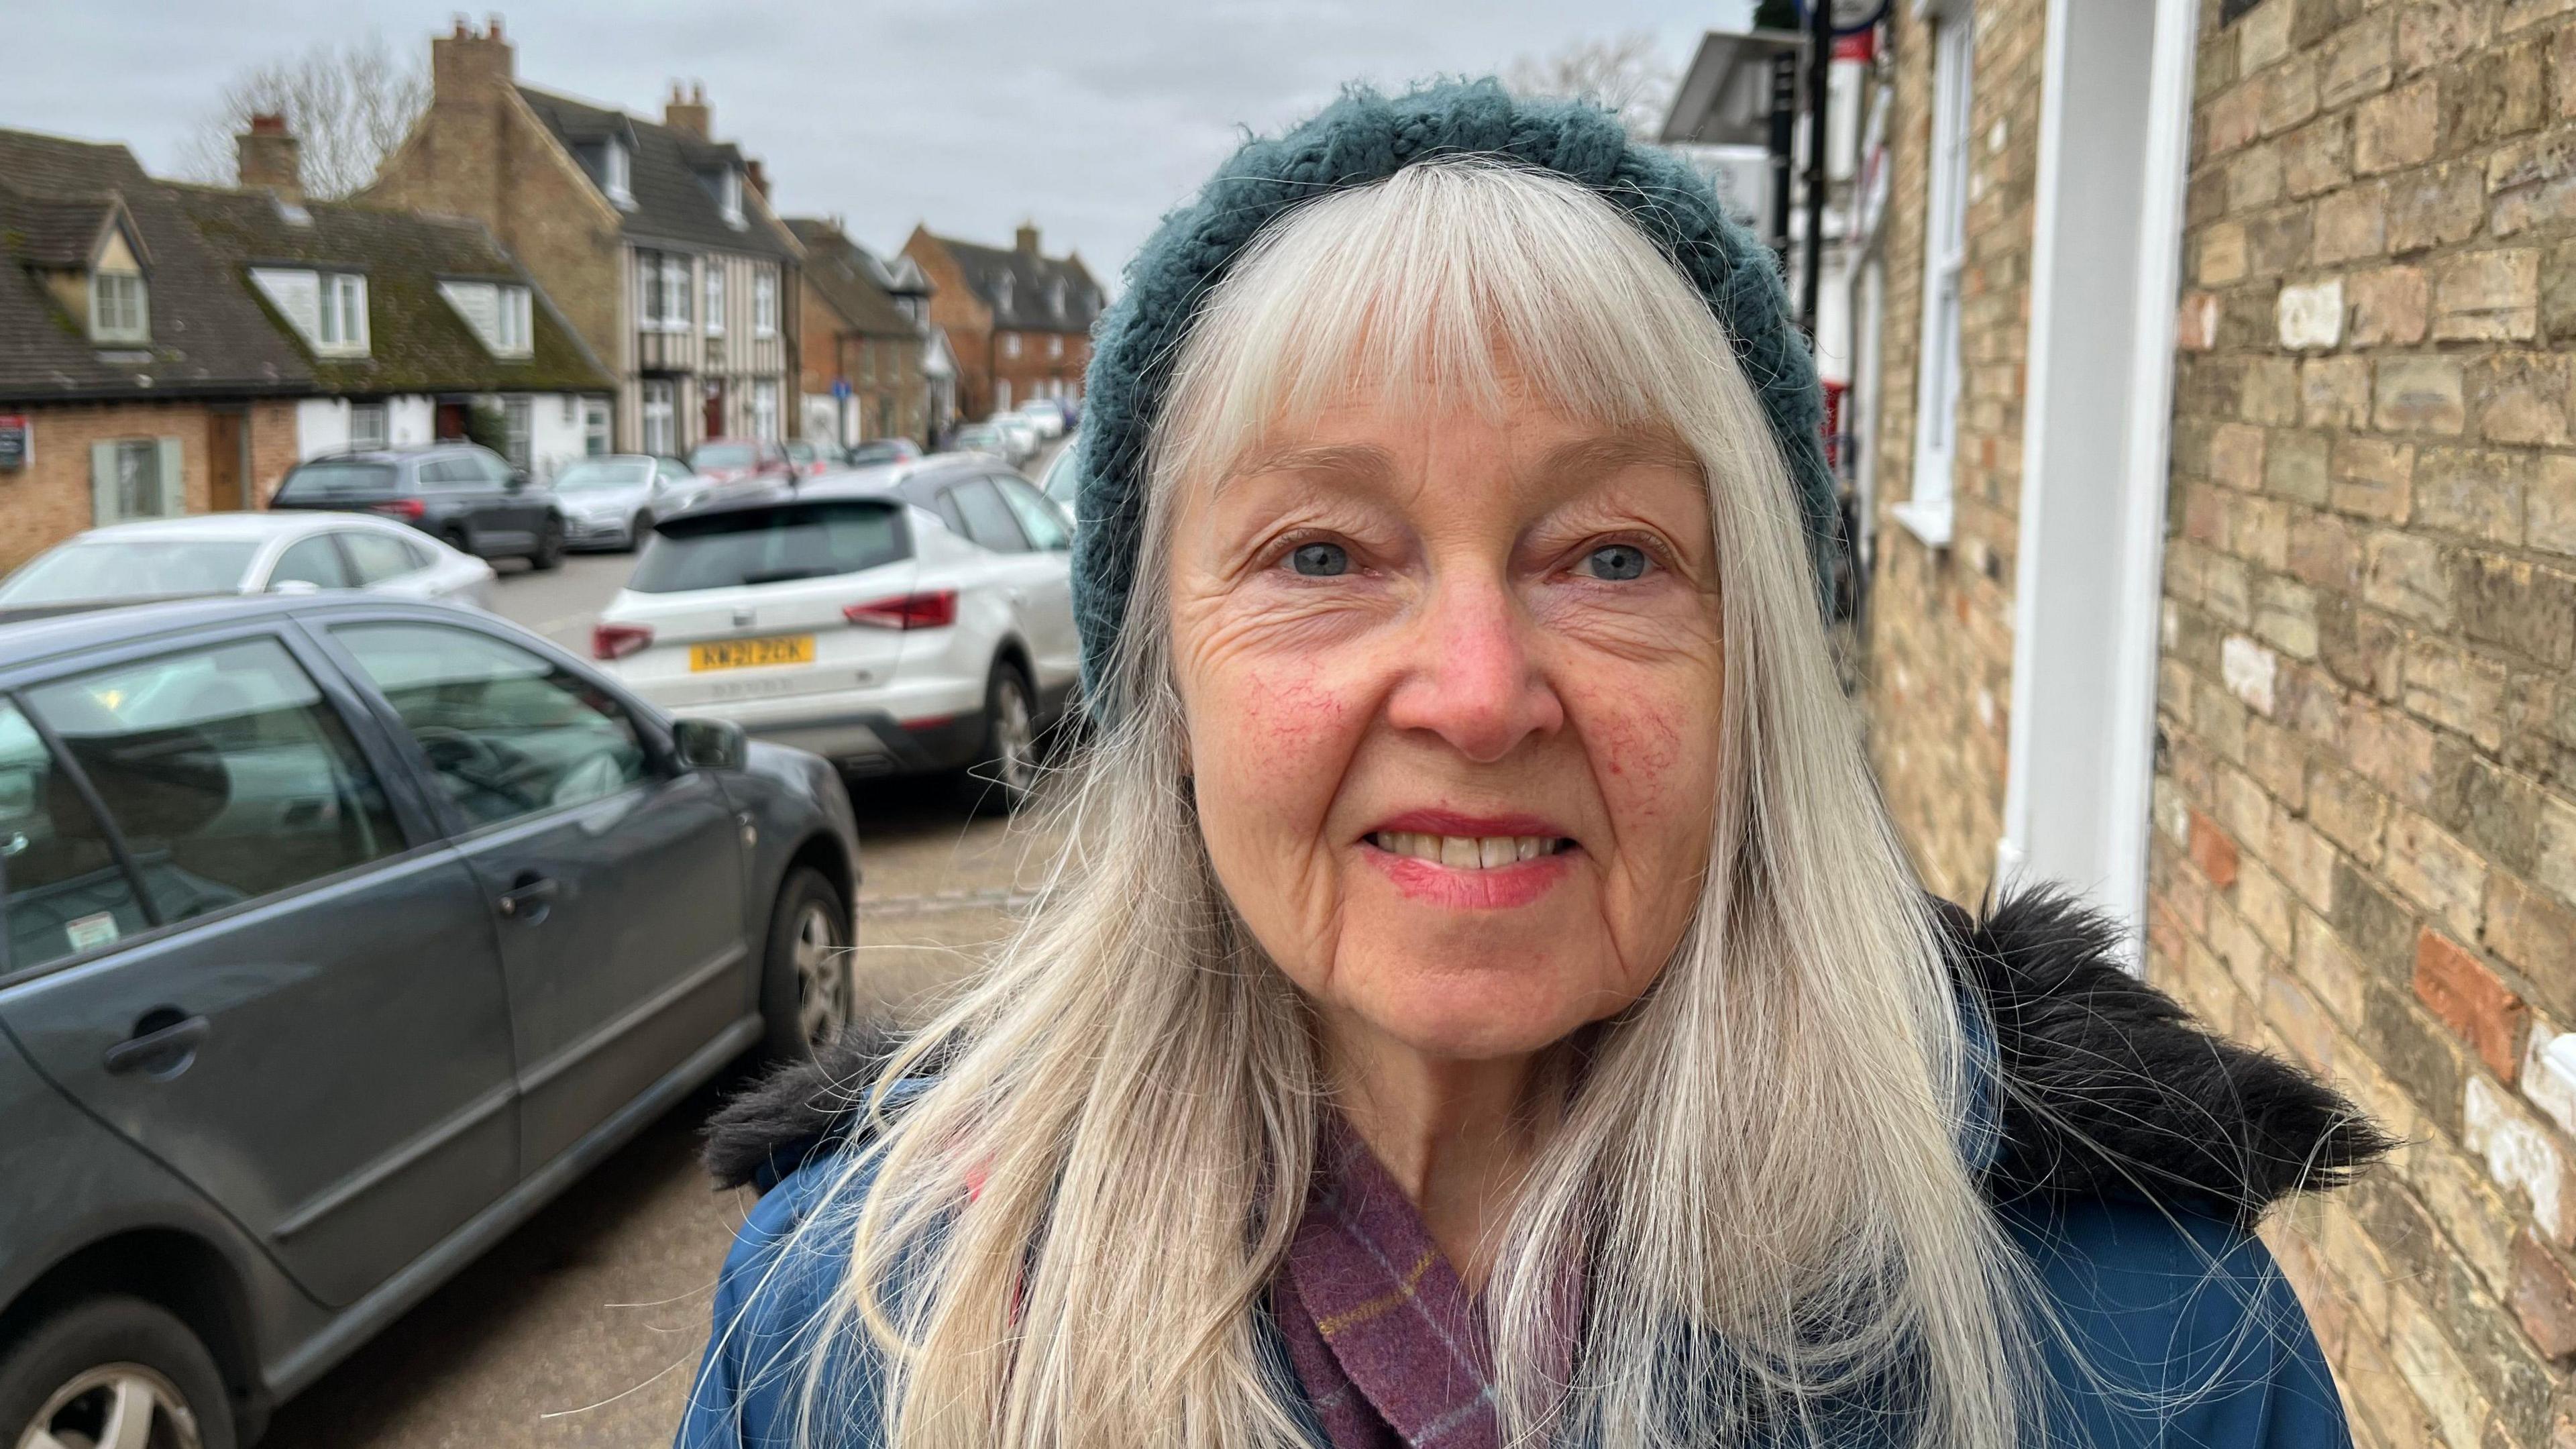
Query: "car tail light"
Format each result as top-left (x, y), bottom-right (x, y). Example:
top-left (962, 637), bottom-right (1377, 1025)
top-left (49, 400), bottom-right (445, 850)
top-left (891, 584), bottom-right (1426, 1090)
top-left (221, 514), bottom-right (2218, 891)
top-left (592, 621), bottom-right (654, 660)
top-left (373, 498), bottom-right (428, 520)
top-left (844, 590), bottom-right (957, 630)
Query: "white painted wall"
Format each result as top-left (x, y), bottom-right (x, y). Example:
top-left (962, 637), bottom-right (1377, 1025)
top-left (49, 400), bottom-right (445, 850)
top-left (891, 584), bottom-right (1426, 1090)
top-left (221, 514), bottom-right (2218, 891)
top-left (527, 393), bottom-right (592, 481)
top-left (294, 392), bottom-right (594, 478)
top-left (294, 397), bottom-right (349, 458)
top-left (386, 396), bottom-right (435, 447)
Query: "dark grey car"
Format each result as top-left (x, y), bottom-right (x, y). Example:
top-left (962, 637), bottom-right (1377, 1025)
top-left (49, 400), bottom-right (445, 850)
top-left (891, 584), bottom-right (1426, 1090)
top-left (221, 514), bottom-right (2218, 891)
top-left (268, 443), bottom-right (568, 570)
top-left (0, 594), bottom-right (861, 1448)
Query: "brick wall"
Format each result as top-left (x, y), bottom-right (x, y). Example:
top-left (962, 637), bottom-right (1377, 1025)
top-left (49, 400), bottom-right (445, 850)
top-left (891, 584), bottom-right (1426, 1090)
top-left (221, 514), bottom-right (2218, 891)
top-left (2151, 1), bottom-right (2576, 1444)
top-left (1862, 0), bottom-right (2049, 902)
top-left (902, 233), bottom-right (998, 421)
top-left (993, 329), bottom-right (1091, 411)
top-left (0, 398), bottom-right (299, 570)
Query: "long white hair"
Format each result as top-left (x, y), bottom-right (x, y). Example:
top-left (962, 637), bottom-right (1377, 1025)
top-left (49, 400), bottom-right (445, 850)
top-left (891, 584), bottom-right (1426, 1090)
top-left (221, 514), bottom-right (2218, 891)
top-left (764, 156), bottom-right (2037, 1448)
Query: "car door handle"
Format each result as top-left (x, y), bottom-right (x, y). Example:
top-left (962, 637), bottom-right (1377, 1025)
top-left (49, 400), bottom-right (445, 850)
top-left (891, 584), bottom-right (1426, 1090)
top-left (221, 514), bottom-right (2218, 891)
top-left (104, 1013), bottom-right (209, 1076)
top-left (496, 873), bottom-right (559, 920)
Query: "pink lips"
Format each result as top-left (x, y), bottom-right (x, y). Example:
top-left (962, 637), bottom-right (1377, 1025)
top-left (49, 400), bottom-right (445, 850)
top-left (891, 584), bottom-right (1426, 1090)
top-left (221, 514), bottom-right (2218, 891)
top-left (1360, 808), bottom-right (1576, 910)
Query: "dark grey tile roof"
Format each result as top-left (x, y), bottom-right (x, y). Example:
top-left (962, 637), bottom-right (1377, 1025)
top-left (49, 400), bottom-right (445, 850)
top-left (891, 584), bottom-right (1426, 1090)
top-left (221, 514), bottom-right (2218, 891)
top-left (0, 127), bottom-right (313, 400)
top-left (785, 219), bottom-right (922, 338)
top-left (516, 87), bottom-right (796, 260)
top-left (1, 192), bottom-right (115, 268)
top-left (174, 186), bottom-right (614, 396)
top-left (930, 232), bottom-right (1102, 334)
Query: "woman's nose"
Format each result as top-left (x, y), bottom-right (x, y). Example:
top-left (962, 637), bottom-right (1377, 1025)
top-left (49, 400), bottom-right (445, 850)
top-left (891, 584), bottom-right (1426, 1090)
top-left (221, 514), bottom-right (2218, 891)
top-left (1382, 574), bottom-right (1564, 763)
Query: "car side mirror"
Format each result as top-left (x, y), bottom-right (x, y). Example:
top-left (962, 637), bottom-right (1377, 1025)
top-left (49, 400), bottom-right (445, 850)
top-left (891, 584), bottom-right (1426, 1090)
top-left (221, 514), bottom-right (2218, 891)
top-left (506, 471), bottom-right (529, 491)
top-left (672, 716), bottom-right (748, 771)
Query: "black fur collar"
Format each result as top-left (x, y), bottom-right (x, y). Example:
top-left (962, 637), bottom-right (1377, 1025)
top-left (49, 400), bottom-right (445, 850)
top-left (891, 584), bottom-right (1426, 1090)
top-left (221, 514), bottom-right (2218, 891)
top-left (705, 890), bottom-right (2390, 1224)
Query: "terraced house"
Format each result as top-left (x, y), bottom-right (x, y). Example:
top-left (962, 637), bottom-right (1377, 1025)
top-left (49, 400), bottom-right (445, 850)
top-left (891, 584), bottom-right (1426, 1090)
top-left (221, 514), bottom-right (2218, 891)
top-left (0, 127), bottom-right (309, 569)
top-left (1827, 0), bottom-right (2576, 1443)
top-left (367, 19), bottom-right (798, 456)
top-left (181, 116), bottom-right (613, 481)
top-left (902, 223), bottom-right (1100, 421)
top-left (787, 215), bottom-right (936, 447)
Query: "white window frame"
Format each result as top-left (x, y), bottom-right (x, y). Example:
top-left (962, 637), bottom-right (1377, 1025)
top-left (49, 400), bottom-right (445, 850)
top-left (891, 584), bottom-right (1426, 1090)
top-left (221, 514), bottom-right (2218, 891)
top-left (752, 272), bottom-right (776, 338)
top-left (1896, 3), bottom-right (1975, 548)
top-left (90, 436), bottom-right (181, 525)
top-left (584, 397), bottom-right (612, 455)
top-left (704, 265), bottom-right (726, 336)
top-left (994, 378), bottom-right (1012, 411)
top-left (347, 400), bottom-right (389, 449)
top-left (1047, 334), bottom-right (1063, 360)
top-left (641, 380), bottom-right (676, 455)
top-left (718, 168), bottom-right (745, 229)
top-left (750, 380), bottom-right (779, 440)
top-left (1002, 332), bottom-right (1021, 360)
top-left (495, 285), bottom-right (532, 354)
top-left (665, 256), bottom-right (693, 333)
top-left (601, 141), bottom-right (633, 207)
top-left (502, 396), bottom-right (533, 470)
top-left (89, 271), bottom-right (148, 343)
top-left (316, 272), bottom-right (369, 356)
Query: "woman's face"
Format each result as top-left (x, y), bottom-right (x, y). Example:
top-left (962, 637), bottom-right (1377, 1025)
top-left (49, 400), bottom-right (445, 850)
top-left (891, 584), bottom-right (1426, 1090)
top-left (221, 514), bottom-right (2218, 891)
top-left (1167, 384), bottom-right (1725, 1062)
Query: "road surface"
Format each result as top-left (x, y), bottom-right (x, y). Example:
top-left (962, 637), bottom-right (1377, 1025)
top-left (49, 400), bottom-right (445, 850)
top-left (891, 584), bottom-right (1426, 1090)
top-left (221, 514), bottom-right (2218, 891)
top-left (259, 484), bottom-right (1070, 1446)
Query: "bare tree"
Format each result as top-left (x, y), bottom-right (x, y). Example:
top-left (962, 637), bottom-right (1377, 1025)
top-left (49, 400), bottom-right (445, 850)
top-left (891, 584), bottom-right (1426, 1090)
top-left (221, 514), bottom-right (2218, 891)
top-left (178, 36), bottom-right (429, 199)
top-left (1504, 32), bottom-right (1678, 144)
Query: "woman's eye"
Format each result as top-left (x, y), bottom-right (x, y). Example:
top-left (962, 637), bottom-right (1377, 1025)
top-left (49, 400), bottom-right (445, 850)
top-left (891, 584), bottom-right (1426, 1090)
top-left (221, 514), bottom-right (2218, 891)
top-left (1287, 541), bottom-right (1349, 577)
top-left (1578, 543), bottom-right (1651, 581)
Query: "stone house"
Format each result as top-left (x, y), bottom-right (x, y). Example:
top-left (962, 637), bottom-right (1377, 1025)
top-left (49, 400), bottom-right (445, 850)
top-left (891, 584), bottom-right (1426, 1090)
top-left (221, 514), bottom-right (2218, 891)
top-left (366, 20), bottom-right (799, 458)
top-left (786, 217), bottom-right (934, 447)
top-left (180, 118), bottom-right (614, 482)
top-left (0, 126), bottom-right (310, 571)
top-left (901, 223), bottom-right (1100, 420)
top-left (1835, 0), bottom-right (2576, 1444)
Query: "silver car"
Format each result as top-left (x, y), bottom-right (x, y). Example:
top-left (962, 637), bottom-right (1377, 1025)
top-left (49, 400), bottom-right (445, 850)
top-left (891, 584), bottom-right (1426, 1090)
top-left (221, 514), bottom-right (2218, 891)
top-left (551, 455), bottom-right (710, 551)
top-left (0, 513), bottom-right (494, 612)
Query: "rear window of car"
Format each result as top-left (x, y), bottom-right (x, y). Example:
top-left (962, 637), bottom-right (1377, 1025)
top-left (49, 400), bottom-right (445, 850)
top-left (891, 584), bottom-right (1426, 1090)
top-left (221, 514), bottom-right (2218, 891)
top-left (274, 462), bottom-right (398, 500)
top-left (628, 500), bottom-right (910, 593)
top-left (0, 539), bottom-right (262, 603)
top-left (690, 443), bottom-right (757, 471)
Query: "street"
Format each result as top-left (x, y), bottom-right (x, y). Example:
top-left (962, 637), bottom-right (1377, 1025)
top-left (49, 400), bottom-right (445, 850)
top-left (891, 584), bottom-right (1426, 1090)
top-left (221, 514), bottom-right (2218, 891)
top-left (258, 521), bottom-right (1069, 1448)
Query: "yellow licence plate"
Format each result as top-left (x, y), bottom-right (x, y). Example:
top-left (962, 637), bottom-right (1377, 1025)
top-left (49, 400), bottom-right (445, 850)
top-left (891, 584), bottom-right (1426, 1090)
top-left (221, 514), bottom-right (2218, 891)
top-left (690, 635), bottom-right (816, 672)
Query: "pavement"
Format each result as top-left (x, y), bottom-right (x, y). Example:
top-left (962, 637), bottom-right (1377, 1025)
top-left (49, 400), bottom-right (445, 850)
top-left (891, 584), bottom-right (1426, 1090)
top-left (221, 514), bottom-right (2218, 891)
top-left (258, 459), bottom-right (1071, 1447)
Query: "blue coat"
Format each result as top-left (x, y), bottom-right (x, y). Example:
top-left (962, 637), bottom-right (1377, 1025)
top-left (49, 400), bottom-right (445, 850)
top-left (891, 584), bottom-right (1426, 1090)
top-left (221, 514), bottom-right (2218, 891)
top-left (676, 892), bottom-right (2383, 1447)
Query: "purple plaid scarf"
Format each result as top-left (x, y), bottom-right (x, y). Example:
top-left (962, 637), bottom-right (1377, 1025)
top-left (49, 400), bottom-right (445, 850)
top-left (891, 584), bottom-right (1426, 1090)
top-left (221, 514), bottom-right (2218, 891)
top-left (1273, 1116), bottom-right (1579, 1448)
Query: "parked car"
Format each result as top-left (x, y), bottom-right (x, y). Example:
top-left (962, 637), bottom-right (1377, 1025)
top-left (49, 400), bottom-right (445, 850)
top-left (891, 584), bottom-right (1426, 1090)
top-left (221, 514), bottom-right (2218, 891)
top-left (594, 457), bottom-right (1078, 812)
top-left (1036, 429), bottom-right (1081, 520)
top-left (0, 593), bottom-right (860, 1449)
top-left (0, 513), bottom-right (495, 614)
top-left (688, 439), bottom-right (794, 488)
top-left (950, 422), bottom-right (1012, 460)
top-left (550, 454), bottom-right (711, 551)
top-left (268, 443), bottom-right (566, 570)
top-left (982, 415), bottom-right (1040, 466)
top-left (841, 438), bottom-right (922, 468)
top-left (1014, 399), bottom-right (1067, 440)
top-left (782, 439), bottom-right (833, 479)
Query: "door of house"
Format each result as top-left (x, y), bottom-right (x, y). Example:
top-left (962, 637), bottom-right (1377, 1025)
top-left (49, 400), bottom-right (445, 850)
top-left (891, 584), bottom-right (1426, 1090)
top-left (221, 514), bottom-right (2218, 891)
top-left (702, 380), bottom-right (727, 441)
top-left (435, 401), bottom-right (469, 441)
top-left (206, 407), bottom-right (248, 511)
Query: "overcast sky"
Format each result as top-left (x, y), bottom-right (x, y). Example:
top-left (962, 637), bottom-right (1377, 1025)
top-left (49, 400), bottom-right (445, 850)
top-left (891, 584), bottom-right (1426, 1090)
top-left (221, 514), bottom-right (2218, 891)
top-left (7, 0), bottom-right (1750, 284)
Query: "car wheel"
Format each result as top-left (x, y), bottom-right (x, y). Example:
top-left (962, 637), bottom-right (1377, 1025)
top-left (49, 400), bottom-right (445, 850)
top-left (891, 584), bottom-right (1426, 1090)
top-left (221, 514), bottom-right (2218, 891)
top-left (627, 510), bottom-right (655, 552)
top-left (955, 661), bottom-right (1037, 816)
top-left (759, 866), bottom-right (853, 1060)
top-left (529, 515), bottom-right (566, 571)
top-left (0, 1297), bottom-right (234, 1449)
top-left (442, 524), bottom-right (476, 558)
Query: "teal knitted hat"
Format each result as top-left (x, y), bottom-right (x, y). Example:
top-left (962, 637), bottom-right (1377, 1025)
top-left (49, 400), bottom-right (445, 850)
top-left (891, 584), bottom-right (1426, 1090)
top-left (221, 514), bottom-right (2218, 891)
top-left (1070, 76), bottom-right (1834, 710)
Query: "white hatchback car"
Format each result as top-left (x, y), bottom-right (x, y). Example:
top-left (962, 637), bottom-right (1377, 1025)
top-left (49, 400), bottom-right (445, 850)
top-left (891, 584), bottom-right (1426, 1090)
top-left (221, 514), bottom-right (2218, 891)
top-left (0, 513), bottom-right (494, 612)
top-left (592, 458), bottom-right (1078, 811)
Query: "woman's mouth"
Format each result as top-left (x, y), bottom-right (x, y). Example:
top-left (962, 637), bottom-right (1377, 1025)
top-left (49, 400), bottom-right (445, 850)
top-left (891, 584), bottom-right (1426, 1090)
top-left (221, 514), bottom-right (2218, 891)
top-left (1362, 831), bottom-right (1572, 867)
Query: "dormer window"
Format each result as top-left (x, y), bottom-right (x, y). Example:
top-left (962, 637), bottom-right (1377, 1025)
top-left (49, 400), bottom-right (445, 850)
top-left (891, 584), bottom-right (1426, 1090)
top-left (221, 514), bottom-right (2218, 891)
top-left (600, 140), bottom-right (633, 208)
top-left (89, 271), bottom-right (148, 344)
top-left (438, 280), bottom-right (534, 358)
top-left (994, 272), bottom-right (1014, 313)
top-left (249, 268), bottom-right (368, 357)
top-left (717, 168), bottom-right (745, 229)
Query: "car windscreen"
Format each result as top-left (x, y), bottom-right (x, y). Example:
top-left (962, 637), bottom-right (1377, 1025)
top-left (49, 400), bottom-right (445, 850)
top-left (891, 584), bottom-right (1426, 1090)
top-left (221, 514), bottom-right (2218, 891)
top-left (0, 539), bottom-right (262, 602)
top-left (690, 443), bottom-right (757, 470)
top-left (1040, 442), bottom-right (1080, 505)
top-left (553, 461), bottom-right (654, 492)
top-left (274, 461), bottom-right (399, 500)
top-left (847, 441), bottom-right (904, 464)
top-left (628, 500), bottom-right (910, 592)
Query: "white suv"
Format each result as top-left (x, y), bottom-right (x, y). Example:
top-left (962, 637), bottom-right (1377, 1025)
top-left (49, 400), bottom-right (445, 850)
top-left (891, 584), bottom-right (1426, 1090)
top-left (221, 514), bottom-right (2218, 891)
top-left (592, 458), bottom-right (1079, 811)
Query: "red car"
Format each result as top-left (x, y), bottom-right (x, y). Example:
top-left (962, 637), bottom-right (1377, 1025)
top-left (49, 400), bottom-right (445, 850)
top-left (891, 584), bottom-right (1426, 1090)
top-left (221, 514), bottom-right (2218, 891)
top-left (688, 438), bottom-right (794, 487)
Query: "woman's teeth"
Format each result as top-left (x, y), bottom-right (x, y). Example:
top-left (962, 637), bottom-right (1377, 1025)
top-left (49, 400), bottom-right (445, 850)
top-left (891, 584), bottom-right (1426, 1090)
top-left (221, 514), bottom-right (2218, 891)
top-left (1367, 832), bottom-right (1566, 868)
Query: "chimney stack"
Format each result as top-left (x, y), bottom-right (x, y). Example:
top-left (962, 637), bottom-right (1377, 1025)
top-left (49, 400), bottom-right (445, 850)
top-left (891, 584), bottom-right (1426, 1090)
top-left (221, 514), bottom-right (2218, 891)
top-left (237, 113), bottom-right (303, 203)
top-left (665, 80), bottom-right (711, 139)
top-left (432, 14), bottom-right (515, 101)
top-left (744, 158), bottom-right (767, 198)
top-left (1015, 220), bottom-right (1040, 256)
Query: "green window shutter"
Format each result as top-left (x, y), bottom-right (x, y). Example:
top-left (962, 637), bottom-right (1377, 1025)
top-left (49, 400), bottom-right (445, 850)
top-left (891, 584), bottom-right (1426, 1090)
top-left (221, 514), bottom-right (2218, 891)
top-left (157, 437), bottom-right (185, 517)
top-left (90, 440), bottom-right (117, 525)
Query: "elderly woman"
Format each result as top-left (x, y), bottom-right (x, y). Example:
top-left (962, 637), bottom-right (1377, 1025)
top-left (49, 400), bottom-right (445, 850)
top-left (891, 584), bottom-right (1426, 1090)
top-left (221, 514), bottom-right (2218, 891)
top-left (677, 83), bottom-right (2383, 1449)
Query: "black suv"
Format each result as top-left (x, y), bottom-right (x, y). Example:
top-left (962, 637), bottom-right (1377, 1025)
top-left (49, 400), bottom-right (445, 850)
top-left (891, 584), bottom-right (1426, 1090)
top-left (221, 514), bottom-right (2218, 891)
top-left (270, 443), bottom-right (567, 569)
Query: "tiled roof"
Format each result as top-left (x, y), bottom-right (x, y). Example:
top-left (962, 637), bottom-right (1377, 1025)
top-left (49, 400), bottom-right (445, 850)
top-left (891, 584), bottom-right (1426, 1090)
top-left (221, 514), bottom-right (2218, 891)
top-left (174, 186), bottom-right (614, 396)
top-left (785, 219), bottom-right (922, 338)
top-left (0, 127), bottom-right (312, 399)
top-left (516, 87), bottom-right (796, 260)
top-left (1, 192), bottom-right (117, 268)
top-left (929, 232), bottom-right (1102, 335)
